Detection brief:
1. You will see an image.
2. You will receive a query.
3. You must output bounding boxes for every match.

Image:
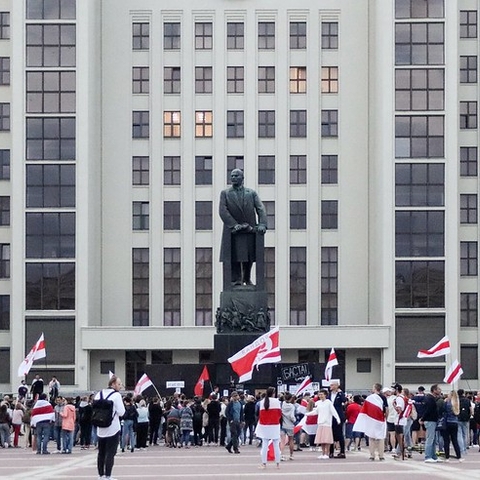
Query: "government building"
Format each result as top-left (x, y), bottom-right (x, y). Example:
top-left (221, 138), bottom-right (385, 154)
top-left (0, 0), bottom-right (478, 394)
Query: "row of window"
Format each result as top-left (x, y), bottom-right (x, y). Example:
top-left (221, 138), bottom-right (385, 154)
top-left (132, 200), bottom-right (338, 232)
top-left (133, 21), bottom-right (338, 51)
top-left (134, 65), bottom-right (338, 95)
top-left (133, 110), bottom-right (338, 139)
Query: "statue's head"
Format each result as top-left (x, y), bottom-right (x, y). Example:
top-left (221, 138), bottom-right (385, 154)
top-left (230, 169), bottom-right (244, 186)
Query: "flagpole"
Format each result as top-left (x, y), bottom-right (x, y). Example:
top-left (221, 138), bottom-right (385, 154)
top-left (152, 384), bottom-right (162, 399)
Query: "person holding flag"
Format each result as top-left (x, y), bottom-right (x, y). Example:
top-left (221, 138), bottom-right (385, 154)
top-left (328, 380), bottom-right (347, 458)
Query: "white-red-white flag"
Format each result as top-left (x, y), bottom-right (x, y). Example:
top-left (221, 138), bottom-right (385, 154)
top-left (417, 335), bottom-right (451, 358)
top-left (324, 348), bottom-right (338, 381)
top-left (228, 327), bottom-right (281, 383)
top-left (17, 333), bottom-right (46, 377)
top-left (194, 365), bottom-right (210, 397)
top-left (353, 393), bottom-right (386, 440)
top-left (108, 370), bottom-right (115, 379)
top-left (133, 373), bottom-right (153, 396)
top-left (444, 360), bottom-right (463, 384)
top-left (296, 376), bottom-right (313, 396)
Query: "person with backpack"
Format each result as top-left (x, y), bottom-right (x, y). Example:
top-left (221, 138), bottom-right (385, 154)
top-left (191, 397), bottom-right (205, 446)
top-left (94, 375), bottom-right (125, 480)
top-left (121, 396), bottom-right (138, 453)
top-left (78, 396), bottom-right (93, 450)
top-left (457, 389), bottom-right (472, 455)
top-left (439, 390), bottom-right (464, 462)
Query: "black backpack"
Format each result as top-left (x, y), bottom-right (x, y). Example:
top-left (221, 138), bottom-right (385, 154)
top-left (91, 390), bottom-right (116, 428)
top-left (458, 397), bottom-right (471, 422)
top-left (473, 402), bottom-right (480, 424)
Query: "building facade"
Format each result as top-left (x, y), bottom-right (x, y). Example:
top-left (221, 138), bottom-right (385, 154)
top-left (0, 0), bottom-right (478, 394)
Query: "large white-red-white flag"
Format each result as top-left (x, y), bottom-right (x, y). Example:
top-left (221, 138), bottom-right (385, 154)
top-left (295, 376), bottom-right (313, 396)
top-left (324, 348), bottom-right (338, 381)
top-left (417, 335), bottom-right (451, 358)
top-left (444, 360), bottom-right (463, 384)
top-left (133, 373), bottom-right (153, 396)
top-left (353, 393), bottom-right (386, 440)
top-left (17, 333), bottom-right (46, 377)
top-left (228, 327), bottom-right (281, 383)
top-left (194, 365), bottom-right (210, 397)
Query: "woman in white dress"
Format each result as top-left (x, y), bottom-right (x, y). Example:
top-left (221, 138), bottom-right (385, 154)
top-left (255, 386), bottom-right (282, 469)
top-left (307, 389), bottom-right (340, 459)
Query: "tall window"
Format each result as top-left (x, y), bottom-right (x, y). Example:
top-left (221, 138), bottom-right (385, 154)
top-left (195, 22), bottom-right (213, 50)
top-left (132, 111), bottom-right (149, 138)
top-left (132, 66), bottom-right (149, 94)
top-left (0, 12), bottom-right (10, 39)
top-left (290, 201), bottom-right (307, 229)
top-left (395, 115), bottom-right (444, 158)
top-left (461, 292), bottom-right (478, 327)
top-left (195, 201), bottom-right (212, 230)
top-left (263, 201), bottom-right (275, 230)
top-left (258, 155), bottom-right (275, 184)
top-left (321, 200), bottom-right (338, 229)
top-left (132, 156), bottom-right (149, 186)
top-left (290, 22), bottom-right (306, 49)
top-left (195, 67), bottom-right (212, 93)
top-left (460, 241), bottom-right (478, 276)
top-left (0, 150), bottom-right (9, 180)
top-left (395, 69), bottom-right (444, 111)
top-left (258, 22), bottom-right (275, 49)
top-left (321, 110), bottom-right (338, 137)
top-left (395, 163), bottom-right (444, 206)
top-left (258, 66), bottom-right (275, 93)
top-left (195, 111), bottom-right (213, 137)
top-left (290, 247), bottom-right (306, 325)
top-left (290, 67), bottom-right (306, 93)
top-left (164, 201), bottom-right (181, 230)
top-left (321, 67), bottom-right (338, 93)
top-left (290, 155), bottom-right (307, 184)
top-left (164, 67), bottom-right (181, 94)
top-left (460, 101), bottom-right (478, 129)
top-left (132, 202), bottom-right (149, 230)
top-left (395, 22), bottom-right (444, 65)
top-left (227, 66), bottom-right (244, 93)
top-left (227, 22), bottom-right (244, 50)
top-left (164, 156), bottom-right (181, 185)
top-left (290, 110), bottom-right (307, 137)
top-left (26, 71), bottom-right (76, 113)
top-left (0, 57), bottom-right (9, 85)
top-left (461, 346), bottom-right (478, 379)
top-left (195, 156), bottom-right (212, 185)
top-left (258, 110), bottom-right (275, 138)
top-left (0, 103), bottom-right (9, 131)
top-left (132, 22), bottom-right (149, 50)
top-left (164, 22), bottom-right (181, 50)
top-left (0, 244), bottom-right (9, 278)
top-left (132, 248), bottom-right (149, 326)
top-left (227, 110), bottom-right (244, 138)
top-left (460, 194), bottom-right (478, 224)
top-left (163, 111), bottom-right (181, 137)
top-left (0, 196), bottom-right (9, 225)
top-left (265, 247), bottom-right (275, 321)
top-left (321, 22), bottom-right (338, 49)
top-left (321, 247), bottom-right (338, 325)
top-left (226, 156), bottom-right (244, 182)
top-left (460, 56), bottom-right (477, 83)
top-left (460, 10), bottom-right (477, 38)
top-left (195, 248), bottom-right (212, 326)
top-left (321, 155), bottom-right (338, 184)
top-left (0, 295), bottom-right (9, 330)
top-left (164, 248), bottom-right (181, 326)
top-left (460, 147), bottom-right (477, 176)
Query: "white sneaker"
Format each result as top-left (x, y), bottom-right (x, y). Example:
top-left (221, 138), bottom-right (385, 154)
top-left (424, 458), bottom-right (437, 463)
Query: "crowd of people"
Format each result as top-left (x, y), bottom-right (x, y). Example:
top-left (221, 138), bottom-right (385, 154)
top-left (1, 376), bottom-right (480, 477)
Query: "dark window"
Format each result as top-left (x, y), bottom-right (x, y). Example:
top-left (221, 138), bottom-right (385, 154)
top-left (298, 350), bottom-right (318, 363)
top-left (164, 201), bottom-right (181, 230)
top-left (0, 12), bottom-right (10, 39)
top-left (227, 22), bottom-right (244, 50)
top-left (321, 200), bottom-right (338, 229)
top-left (132, 201), bottom-right (149, 230)
top-left (258, 155), bottom-right (275, 184)
top-left (132, 156), bottom-right (149, 186)
top-left (132, 111), bottom-right (149, 138)
top-left (395, 260), bottom-right (445, 307)
top-left (290, 247), bottom-right (306, 326)
top-left (195, 156), bottom-right (212, 185)
top-left (460, 56), bottom-right (477, 83)
top-left (164, 67), bottom-right (181, 94)
top-left (460, 10), bottom-right (477, 38)
top-left (125, 351), bottom-right (146, 390)
top-left (460, 147), bottom-right (477, 176)
top-left (395, 115), bottom-right (444, 158)
top-left (321, 22), bottom-right (338, 49)
top-left (395, 163), bottom-right (444, 206)
top-left (395, 211), bottom-right (444, 256)
top-left (0, 243), bottom-right (9, 278)
top-left (460, 194), bottom-right (478, 224)
top-left (321, 155), bottom-right (338, 184)
top-left (100, 360), bottom-right (115, 375)
top-left (0, 348), bottom-right (9, 383)
top-left (290, 110), bottom-right (307, 137)
top-left (321, 110), bottom-right (338, 137)
top-left (357, 358), bottom-right (372, 373)
top-left (460, 241), bottom-right (478, 276)
top-left (26, 164), bottom-right (75, 208)
top-left (133, 248), bottom-right (149, 326)
top-left (290, 155), bottom-right (307, 184)
top-left (132, 66), bottom-right (149, 94)
top-left (395, 69), bottom-right (444, 111)
top-left (321, 247), bottom-right (338, 325)
top-left (227, 110), bottom-right (244, 138)
top-left (395, 0), bottom-right (444, 19)
top-left (195, 66), bottom-right (212, 93)
top-left (164, 248), bottom-right (181, 326)
top-left (26, 71), bottom-right (76, 113)
top-left (227, 66), bottom-right (244, 93)
top-left (195, 201), bottom-right (212, 230)
top-left (395, 22), bottom-right (444, 65)
top-left (258, 110), bottom-right (275, 138)
top-left (460, 101), bottom-right (477, 129)
top-left (258, 22), bottom-right (275, 50)
top-left (226, 156), bottom-right (244, 183)
top-left (0, 196), bottom-right (9, 225)
top-left (26, 117), bottom-right (76, 160)
top-left (290, 200), bottom-right (306, 229)
top-left (26, 0), bottom-right (76, 20)
top-left (133, 22), bottom-right (149, 50)
top-left (265, 247), bottom-right (275, 321)
top-left (164, 156), bottom-right (181, 185)
top-left (26, 24), bottom-right (76, 67)
top-left (195, 248), bottom-right (212, 326)
top-left (258, 66), bottom-right (275, 93)
top-left (26, 212), bottom-right (75, 258)
top-left (199, 351), bottom-right (213, 363)
top-left (461, 292), bottom-right (477, 327)
top-left (460, 345), bottom-right (478, 379)
top-left (395, 367), bottom-right (445, 384)
top-left (25, 263), bottom-right (75, 310)
top-left (0, 295), bottom-right (9, 330)
top-left (0, 57), bottom-right (9, 85)
top-left (164, 22), bottom-right (181, 50)
top-left (0, 149), bottom-right (9, 180)
top-left (151, 350), bottom-right (173, 364)
top-left (290, 22), bottom-right (306, 49)
top-left (263, 201), bottom-right (275, 230)
top-left (0, 103), bottom-right (9, 131)
top-left (195, 22), bottom-right (213, 50)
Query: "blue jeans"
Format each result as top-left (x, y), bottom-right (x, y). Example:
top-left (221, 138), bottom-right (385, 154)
top-left (62, 430), bottom-right (74, 452)
top-left (424, 421), bottom-right (438, 460)
top-left (121, 419), bottom-right (136, 451)
top-left (457, 421), bottom-right (468, 454)
top-left (36, 421), bottom-right (52, 453)
top-left (53, 425), bottom-right (62, 451)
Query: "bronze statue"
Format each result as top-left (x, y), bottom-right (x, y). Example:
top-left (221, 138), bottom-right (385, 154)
top-left (219, 169), bottom-right (267, 286)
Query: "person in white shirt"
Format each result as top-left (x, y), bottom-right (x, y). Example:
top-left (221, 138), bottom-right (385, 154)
top-left (94, 376), bottom-right (125, 480)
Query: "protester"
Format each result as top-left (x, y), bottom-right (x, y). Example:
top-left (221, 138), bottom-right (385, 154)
top-left (225, 391), bottom-right (244, 454)
top-left (31, 393), bottom-right (55, 454)
top-left (78, 396), bottom-right (93, 449)
top-left (179, 400), bottom-right (193, 448)
top-left (136, 399), bottom-right (149, 449)
top-left (439, 390), bottom-right (464, 462)
top-left (280, 391), bottom-right (296, 461)
top-left (60, 397), bottom-right (76, 454)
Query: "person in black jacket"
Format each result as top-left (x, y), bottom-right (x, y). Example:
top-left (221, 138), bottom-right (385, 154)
top-left (121, 396), bottom-right (138, 453)
top-left (191, 397), bottom-right (205, 446)
top-left (419, 384), bottom-right (442, 462)
top-left (329, 381), bottom-right (347, 458)
top-left (148, 397), bottom-right (163, 446)
top-left (207, 394), bottom-right (221, 445)
top-left (243, 396), bottom-right (257, 445)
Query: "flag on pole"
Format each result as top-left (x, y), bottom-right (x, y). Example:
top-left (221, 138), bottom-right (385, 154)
top-left (417, 335), bottom-right (451, 358)
top-left (228, 327), bottom-right (281, 383)
top-left (194, 365), bottom-right (210, 397)
top-left (133, 373), bottom-right (153, 396)
top-left (17, 333), bottom-right (46, 377)
top-left (444, 360), bottom-right (463, 384)
top-left (352, 393), bottom-right (386, 440)
top-left (324, 348), bottom-right (338, 381)
top-left (108, 370), bottom-right (115, 379)
top-left (296, 376), bottom-right (313, 396)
